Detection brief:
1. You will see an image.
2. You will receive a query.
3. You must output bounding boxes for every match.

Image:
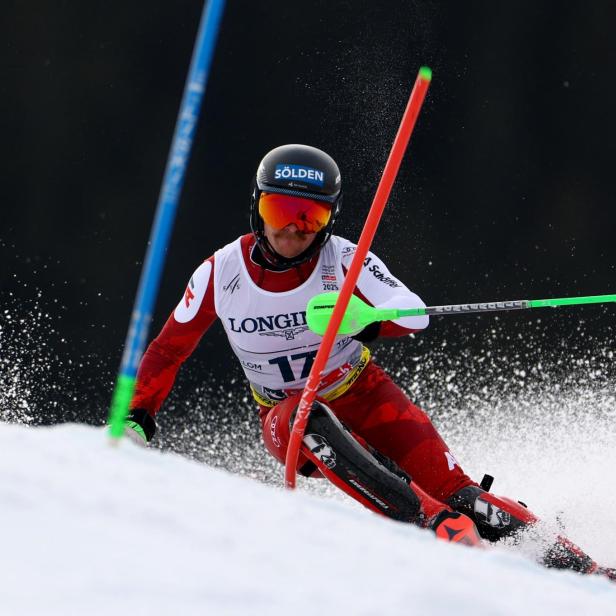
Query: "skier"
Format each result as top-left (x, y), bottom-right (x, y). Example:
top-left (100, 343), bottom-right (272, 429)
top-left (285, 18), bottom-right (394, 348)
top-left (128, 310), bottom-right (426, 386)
top-left (126, 144), bottom-right (614, 577)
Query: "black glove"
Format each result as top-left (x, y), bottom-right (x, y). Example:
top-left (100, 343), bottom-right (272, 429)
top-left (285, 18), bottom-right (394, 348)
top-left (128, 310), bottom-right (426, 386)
top-left (125, 408), bottom-right (157, 444)
top-left (351, 321), bottom-right (381, 343)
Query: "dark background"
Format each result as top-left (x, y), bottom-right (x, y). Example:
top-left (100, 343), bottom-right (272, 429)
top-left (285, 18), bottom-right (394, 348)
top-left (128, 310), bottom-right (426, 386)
top-left (2, 1), bottom-right (615, 433)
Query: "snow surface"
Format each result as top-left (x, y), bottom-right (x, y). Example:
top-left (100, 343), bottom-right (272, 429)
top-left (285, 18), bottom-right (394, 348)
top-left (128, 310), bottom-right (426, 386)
top-left (1, 423), bottom-right (615, 616)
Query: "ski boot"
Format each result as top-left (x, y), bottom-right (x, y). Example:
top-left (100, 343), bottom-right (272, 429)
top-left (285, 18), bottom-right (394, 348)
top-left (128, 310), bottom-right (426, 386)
top-left (431, 510), bottom-right (483, 547)
top-left (298, 400), bottom-right (482, 546)
top-left (448, 475), bottom-right (615, 580)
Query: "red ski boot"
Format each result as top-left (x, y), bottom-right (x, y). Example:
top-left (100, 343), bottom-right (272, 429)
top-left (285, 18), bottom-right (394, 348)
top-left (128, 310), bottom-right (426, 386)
top-left (431, 510), bottom-right (483, 547)
top-left (448, 481), bottom-right (615, 579)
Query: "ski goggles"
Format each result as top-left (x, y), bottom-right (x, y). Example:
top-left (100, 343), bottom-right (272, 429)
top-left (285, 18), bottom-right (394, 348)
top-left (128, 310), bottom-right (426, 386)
top-left (258, 192), bottom-right (332, 234)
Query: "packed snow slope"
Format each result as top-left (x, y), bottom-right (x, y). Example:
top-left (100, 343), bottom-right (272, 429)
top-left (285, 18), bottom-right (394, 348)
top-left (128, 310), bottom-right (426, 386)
top-left (1, 423), bottom-right (615, 616)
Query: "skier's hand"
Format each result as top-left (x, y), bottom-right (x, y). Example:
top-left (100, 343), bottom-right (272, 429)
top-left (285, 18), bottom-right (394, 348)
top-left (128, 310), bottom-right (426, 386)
top-left (124, 408), bottom-right (157, 446)
top-left (351, 321), bottom-right (381, 343)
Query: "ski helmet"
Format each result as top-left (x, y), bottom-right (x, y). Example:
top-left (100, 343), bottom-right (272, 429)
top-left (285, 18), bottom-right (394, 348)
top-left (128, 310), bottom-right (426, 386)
top-left (250, 144), bottom-right (343, 267)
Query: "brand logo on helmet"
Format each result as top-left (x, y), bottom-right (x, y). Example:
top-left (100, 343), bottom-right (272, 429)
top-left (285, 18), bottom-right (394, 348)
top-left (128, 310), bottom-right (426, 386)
top-left (274, 164), bottom-right (325, 187)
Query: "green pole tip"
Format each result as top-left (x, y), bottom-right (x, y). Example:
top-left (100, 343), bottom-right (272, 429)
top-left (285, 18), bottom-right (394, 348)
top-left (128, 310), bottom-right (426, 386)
top-left (419, 66), bottom-right (432, 81)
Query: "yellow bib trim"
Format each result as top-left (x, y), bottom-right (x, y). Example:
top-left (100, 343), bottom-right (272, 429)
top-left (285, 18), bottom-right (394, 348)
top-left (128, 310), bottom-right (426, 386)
top-left (252, 346), bottom-right (371, 408)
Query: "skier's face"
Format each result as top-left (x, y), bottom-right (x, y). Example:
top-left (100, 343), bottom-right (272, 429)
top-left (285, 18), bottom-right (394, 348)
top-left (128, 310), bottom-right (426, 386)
top-left (263, 221), bottom-right (317, 259)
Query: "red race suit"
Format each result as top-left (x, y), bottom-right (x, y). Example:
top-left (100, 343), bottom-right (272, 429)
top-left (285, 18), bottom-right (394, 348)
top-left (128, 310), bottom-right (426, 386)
top-left (132, 233), bottom-right (475, 503)
top-left (129, 233), bottom-right (616, 577)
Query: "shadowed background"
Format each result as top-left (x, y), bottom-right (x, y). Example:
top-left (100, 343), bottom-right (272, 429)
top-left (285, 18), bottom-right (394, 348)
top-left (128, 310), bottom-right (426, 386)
top-left (2, 1), bottom-right (615, 437)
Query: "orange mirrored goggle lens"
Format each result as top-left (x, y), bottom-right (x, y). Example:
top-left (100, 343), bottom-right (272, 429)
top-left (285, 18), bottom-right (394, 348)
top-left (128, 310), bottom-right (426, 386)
top-left (258, 192), bottom-right (332, 233)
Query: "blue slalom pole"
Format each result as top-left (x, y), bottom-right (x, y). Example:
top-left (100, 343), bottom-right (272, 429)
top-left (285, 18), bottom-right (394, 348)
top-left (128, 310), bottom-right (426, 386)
top-left (108, 0), bottom-right (226, 439)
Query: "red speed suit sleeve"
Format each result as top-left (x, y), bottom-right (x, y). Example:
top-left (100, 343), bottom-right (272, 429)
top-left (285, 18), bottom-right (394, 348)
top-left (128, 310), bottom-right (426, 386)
top-left (130, 256), bottom-right (217, 415)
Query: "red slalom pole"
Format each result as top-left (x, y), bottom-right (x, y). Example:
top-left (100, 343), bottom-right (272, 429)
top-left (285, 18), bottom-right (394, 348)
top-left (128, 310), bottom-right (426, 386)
top-left (284, 66), bottom-right (433, 488)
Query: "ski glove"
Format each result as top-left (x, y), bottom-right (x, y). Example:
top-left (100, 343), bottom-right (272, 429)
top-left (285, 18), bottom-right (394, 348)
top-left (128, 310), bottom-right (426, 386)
top-left (351, 321), bottom-right (381, 343)
top-left (125, 408), bottom-right (157, 445)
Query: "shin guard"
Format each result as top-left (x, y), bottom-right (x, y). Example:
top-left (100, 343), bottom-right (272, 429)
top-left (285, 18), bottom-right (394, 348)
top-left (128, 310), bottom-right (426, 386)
top-left (303, 400), bottom-right (448, 526)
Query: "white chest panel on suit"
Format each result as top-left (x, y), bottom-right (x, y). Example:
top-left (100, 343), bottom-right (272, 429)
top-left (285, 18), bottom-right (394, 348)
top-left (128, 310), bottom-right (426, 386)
top-left (213, 236), bottom-right (363, 399)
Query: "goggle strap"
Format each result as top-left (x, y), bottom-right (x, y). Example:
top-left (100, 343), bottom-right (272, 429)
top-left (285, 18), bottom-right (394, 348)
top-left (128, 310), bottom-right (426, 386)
top-left (256, 185), bottom-right (338, 203)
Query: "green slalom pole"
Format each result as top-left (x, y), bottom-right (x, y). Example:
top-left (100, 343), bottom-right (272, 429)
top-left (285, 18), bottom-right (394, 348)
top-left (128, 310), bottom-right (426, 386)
top-left (306, 292), bottom-right (616, 336)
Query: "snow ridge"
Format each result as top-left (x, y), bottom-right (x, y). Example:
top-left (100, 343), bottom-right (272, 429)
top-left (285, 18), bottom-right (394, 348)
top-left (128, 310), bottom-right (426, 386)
top-left (0, 423), bottom-right (614, 616)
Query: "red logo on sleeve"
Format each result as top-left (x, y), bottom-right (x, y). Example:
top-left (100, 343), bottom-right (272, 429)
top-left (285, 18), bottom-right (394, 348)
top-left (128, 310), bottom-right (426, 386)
top-left (184, 279), bottom-right (195, 307)
top-left (174, 263), bottom-right (211, 324)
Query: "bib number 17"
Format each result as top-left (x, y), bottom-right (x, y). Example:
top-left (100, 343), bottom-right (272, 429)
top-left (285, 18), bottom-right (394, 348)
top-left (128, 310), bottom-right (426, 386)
top-left (268, 351), bottom-right (317, 383)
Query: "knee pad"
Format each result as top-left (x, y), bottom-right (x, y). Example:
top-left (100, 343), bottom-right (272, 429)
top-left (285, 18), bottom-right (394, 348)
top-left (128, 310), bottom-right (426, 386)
top-left (261, 394), bottom-right (322, 476)
top-left (303, 400), bottom-right (423, 523)
top-left (447, 484), bottom-right (537, 543)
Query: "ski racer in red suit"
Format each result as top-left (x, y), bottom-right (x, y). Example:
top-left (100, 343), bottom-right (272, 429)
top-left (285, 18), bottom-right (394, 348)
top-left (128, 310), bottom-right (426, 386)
top-left (126, 144), bottom-right (614, 578)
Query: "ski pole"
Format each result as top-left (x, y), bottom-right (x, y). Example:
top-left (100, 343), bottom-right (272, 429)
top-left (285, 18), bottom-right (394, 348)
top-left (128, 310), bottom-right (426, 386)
top-left (107, 0), bottom-right (226, 440)
top-left (306, 291), bottom-right (616, 336)
top-left (284, 67), bottom-right (433, 488)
